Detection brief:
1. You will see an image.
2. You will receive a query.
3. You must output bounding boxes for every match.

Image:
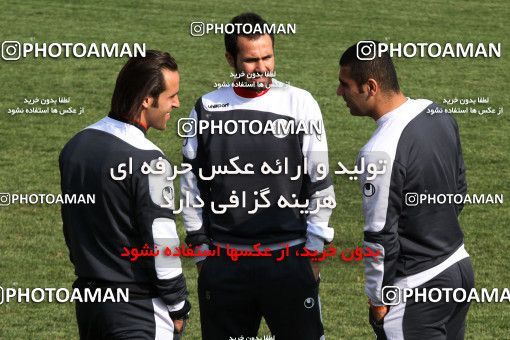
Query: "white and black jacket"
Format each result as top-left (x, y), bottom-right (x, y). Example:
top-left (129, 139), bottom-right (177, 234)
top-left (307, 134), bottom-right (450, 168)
top-left (359, 98), bottom-right (469, 305)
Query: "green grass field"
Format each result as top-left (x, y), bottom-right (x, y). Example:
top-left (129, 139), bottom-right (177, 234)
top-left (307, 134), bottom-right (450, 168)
top-left (0, 0), bottom-right (509, 338)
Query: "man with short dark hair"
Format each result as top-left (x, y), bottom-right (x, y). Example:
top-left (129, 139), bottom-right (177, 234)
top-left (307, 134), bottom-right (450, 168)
top-left (337, 42), bottom-right (474, 339)
top-left (181, 12), bottom-right (334, 339)
top-left (60, 50), bottom-right (190, 339)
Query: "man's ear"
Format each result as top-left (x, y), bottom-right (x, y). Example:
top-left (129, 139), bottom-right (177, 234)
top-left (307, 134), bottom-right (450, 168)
top-left (366, 78), bottom-right (379, 96)
top-left (225, 52), bottom-right (236, 69)
top-left (141, 96), bottom-right (154, 109)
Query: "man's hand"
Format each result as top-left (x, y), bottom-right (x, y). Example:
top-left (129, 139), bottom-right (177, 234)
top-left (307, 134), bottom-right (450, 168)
top-left (310, 259), bottom-right (320, 282)
top-left (173, 318), bottom-right (185, 334)
top-left (369, 299), bottom-right (389, 322)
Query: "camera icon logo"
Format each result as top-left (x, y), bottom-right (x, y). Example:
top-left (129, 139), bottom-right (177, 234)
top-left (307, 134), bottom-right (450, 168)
top-left (177, 118), bottom-right (197, 138)
top-left (0, 193), bottom-right (11, 206)
top-left (405, 192), bottom-right (419, 206)
top-left (1, 41), bottom-right (21, 61)
top-left (190, 22), bottom-right (205, 37)
top-left (381, 286), bottom-right (401, 305)
top-left (356, 41), bottom-right (377, 61)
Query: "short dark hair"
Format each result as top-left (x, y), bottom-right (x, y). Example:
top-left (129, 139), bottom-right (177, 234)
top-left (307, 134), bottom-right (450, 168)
top-left (109, 50), bottom-right (178, 121)
top-left (224, 12), bottom-right (274, 60)
top-left (339, 41), bottom-right (400, 93)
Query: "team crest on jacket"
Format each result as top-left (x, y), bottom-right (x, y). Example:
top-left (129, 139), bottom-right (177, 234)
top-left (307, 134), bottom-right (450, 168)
top-left (363, 183), bottom-right (376, 197)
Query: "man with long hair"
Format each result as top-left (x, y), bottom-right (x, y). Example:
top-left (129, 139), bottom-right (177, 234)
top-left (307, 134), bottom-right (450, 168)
top-left (60, 50), bottom-right (190, 339)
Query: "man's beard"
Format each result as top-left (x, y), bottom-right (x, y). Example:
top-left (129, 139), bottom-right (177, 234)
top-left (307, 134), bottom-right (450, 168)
top-left (235, 69), bottom-right (272, 92)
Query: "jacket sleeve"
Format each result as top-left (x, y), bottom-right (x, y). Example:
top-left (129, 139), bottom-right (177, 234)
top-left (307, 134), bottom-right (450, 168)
top-left (454, 121), bottom-right (467, 215)
top-left (359, 150), bottom-right (402, 306)
top-left (132, 156), bottom-right (190, 316)
top-left (180, 102), bottom-right (212, 262)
